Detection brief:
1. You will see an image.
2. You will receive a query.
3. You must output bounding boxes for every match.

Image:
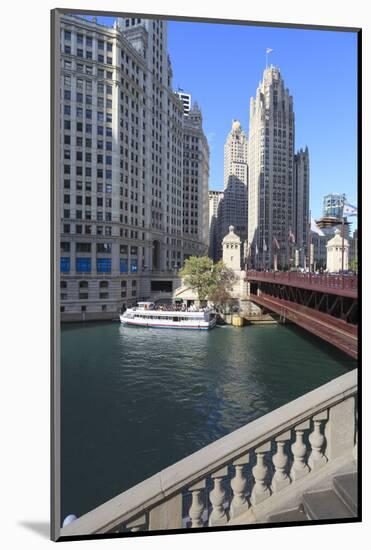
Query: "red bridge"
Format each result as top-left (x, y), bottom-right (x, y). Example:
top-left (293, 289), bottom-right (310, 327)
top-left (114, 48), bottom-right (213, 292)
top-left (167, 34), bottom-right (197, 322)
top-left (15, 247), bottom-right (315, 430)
top-left (246, 271), bottom-right (358, 359)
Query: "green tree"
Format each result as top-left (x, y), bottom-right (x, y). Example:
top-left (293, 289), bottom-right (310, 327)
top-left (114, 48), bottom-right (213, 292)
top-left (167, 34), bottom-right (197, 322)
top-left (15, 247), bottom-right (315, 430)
top-left (179, 256), bottom-right (236, 303)
top-left (349, 258), bottom-right (358, 272)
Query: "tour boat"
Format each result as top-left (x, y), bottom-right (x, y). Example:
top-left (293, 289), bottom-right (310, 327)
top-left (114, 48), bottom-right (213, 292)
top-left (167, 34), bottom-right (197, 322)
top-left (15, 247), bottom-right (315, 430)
top-left (120, 302), bottom-right (216, 330)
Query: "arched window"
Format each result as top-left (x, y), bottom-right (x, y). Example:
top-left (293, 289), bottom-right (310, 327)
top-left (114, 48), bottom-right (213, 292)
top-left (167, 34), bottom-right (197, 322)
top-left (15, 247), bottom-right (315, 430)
top-left (99, 280), bottom-right (109, 288)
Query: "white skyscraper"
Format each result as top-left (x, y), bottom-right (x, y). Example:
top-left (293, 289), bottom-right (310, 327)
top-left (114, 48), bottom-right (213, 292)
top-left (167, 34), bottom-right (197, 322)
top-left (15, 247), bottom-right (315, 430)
top-left (248, 66), bottom-right (295, 269)
top-left (217, 121), bottom-right (248, 266)
top-left (182, 103), bottom-right (210, 260)
top-left (58, 15), bottom-right (209, 320)
top-left (223, 120), bottom-right (248, 189)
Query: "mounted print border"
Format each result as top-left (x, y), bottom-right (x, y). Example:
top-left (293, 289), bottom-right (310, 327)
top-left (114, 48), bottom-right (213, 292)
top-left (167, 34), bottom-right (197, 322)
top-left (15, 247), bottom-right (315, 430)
top-left (51, 8), bottom-right (361, 542)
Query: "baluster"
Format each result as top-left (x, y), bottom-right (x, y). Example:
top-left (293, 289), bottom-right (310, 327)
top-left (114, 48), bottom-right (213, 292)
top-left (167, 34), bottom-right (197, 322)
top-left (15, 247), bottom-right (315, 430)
top-left (125, 514), bottom-right (147, 532)
top-left (230, 454), bottom-right (250, 518)
top-left (209, 466), bottom-right (229, 526)
top-left (290, 420), bottom-right (310, 481)
top-left (251, 442), bottom-right (271, 505)
top-left (188, 479), bottom-right (206, 528)
top-left (271, 431), bottom-right (291, 492)
top-left (308, 411), bottom-right (328, 471)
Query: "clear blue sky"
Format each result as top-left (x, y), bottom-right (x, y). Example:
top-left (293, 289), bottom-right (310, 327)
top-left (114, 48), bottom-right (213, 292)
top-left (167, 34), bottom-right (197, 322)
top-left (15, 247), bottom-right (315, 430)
top-left (81, 15), bottom-right (358, 225)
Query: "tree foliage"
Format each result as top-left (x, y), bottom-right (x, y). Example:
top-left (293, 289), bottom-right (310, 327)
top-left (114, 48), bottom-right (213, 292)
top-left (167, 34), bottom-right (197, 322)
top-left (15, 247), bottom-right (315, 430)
top-left (179, 256), bottom-right (236, 303)
top-left (349, 258), bottom-right (358, 272)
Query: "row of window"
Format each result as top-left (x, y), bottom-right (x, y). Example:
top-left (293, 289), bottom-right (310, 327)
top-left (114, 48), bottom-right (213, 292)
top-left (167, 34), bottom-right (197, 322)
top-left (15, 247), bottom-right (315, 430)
top-left (63, 121), bottom-right (113, 138)
top-left (60, 257), bottom-right (138, 273)
top-left (64, 108), bottom-right (113, 124)
top-left (64, 44), bottom-right (113, 65)
top-left (63, 60), bottom-right (113, 80)
top-left (64, 165), bottom-right (112, 178)
top-left (60, 242), bottom-right (138, 254)
top-left (63, 151), bottom-right (113, 165)
top-left (64, 136), bottom-right (112, 150)
top-left (64, 30), bottom-right (113, 50)
top-left (61, 280), bottom-right (129, 289)
top-left (61, 292), bottom-right (110, 300)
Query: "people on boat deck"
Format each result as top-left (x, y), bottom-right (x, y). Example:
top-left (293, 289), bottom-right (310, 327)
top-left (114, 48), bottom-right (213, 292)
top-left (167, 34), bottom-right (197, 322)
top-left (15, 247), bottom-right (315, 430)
top-left (131, 303), bottom-right (207, 313)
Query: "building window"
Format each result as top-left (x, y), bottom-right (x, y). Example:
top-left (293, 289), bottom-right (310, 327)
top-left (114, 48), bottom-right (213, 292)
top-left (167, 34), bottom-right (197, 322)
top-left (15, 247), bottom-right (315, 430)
top-left (99, 281), bottom-right (109, 288)
top-left (130, 259), bottom-right (138, 272)
top-left (120, 258), bottom-right (128, 273)
top-left (76, 257), bottom-right (91, 273)
top-left (60, 257), bottom-right (70, 273)
top-left (97, 243), bottom-right (112, 253)
top-left (99, 292), bottom-right (109, 299)
top-left (79, 281), bottom-right (88, 289)
top-left (97, 258), bottom-right (111, 273)
top-left (76, 242), bottom-right (91, 253)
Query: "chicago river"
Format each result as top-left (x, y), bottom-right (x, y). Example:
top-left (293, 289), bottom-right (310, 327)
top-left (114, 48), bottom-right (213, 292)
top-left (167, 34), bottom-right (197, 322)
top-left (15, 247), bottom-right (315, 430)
top-left (61, 322), bottom-right (356, 521)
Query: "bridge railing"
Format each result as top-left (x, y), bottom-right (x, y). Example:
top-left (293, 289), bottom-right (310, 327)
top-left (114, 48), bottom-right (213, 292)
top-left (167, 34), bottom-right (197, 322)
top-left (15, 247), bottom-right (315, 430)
top-left (246, 271), bottom-right (358, 291)
top-left (60, 370), bottom-right (357, 537)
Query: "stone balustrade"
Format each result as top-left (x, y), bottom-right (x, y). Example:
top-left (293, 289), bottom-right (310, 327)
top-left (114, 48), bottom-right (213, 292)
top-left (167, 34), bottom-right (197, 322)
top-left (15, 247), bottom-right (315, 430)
top-left (60, 369), bottom-right (357, 538)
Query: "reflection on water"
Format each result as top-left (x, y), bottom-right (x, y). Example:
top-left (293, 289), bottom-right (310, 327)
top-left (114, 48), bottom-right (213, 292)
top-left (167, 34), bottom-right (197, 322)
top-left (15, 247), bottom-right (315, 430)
top-left (61, 321), bottom-right (356, 521)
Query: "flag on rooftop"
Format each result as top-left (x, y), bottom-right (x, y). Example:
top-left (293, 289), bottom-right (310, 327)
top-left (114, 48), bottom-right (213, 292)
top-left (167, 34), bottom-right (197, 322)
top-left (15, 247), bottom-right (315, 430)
top-left (310, 218), bottom-right (325, 236)
top-left (266, 48), bottom-right (273, 53)
top-left (343, 203), bottom-right (358, 217)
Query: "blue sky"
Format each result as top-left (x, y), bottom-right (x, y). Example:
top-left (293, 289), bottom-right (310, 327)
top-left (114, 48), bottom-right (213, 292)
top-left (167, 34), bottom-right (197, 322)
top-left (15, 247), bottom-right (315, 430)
top-left (82, 15), bottom-right (358, 225)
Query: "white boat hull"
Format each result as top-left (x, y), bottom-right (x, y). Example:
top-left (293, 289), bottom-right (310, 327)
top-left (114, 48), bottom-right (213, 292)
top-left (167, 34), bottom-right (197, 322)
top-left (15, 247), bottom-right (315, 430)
top-left (120, 316), bottom-right (216, 330)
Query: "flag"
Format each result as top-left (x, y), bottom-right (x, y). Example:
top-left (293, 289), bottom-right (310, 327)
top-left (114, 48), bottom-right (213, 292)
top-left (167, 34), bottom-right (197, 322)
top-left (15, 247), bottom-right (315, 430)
top-left (266, 48), bottom-right (273, 53)
top-left (288, 228), bottom-right (295, 244)
top-left (263, 239), bottom-right (267, 252)
top-left (343, 203), bottom-right (357, 217)
top-left (273, 237), bottom-right (280, 250)
top-left (310, 218), bottom-right (324, 236)
top-left (255, 243), bottom-right (259, 256)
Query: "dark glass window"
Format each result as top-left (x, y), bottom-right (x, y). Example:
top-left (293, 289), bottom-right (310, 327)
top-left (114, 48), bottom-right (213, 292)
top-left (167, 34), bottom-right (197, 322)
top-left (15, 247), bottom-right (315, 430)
top-left (97, 243), bottom-right (112, 253)
top-left (76, 243), bottom-right (91, 253)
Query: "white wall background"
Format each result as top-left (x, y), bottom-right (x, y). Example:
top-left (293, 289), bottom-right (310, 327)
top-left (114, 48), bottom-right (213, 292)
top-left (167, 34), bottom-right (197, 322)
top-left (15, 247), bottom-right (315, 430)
top-left (0, 0), bottom-right (368, 548)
